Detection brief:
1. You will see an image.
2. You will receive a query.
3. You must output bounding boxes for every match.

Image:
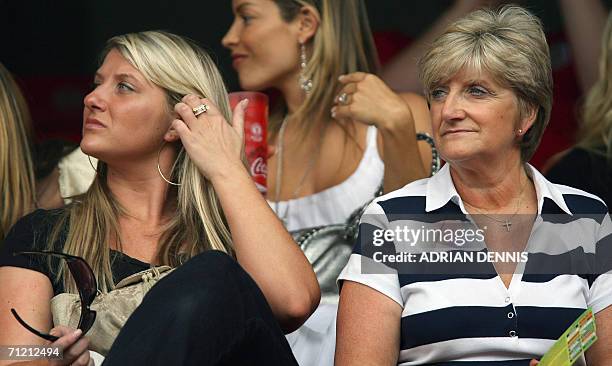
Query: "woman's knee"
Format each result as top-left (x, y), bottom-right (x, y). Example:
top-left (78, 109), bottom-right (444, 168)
top-left (145, 250), bottom-right (250, 312)
top-left (179, 250), bottom-right (242, 278)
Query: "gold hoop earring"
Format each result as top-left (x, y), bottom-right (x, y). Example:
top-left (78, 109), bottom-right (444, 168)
top-left (87, 155), bottom-right (99, 174)
top-left (157, 141), bottom-right (181, 186)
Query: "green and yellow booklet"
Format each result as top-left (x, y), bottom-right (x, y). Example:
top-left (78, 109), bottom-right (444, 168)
top-left (539, 308), bottom-right (597, 366)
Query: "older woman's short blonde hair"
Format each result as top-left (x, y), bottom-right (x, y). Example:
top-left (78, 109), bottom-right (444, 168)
top-left (419, 5), bottom-right (552, 162)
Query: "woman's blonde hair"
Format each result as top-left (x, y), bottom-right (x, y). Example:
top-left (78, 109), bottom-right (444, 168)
top-left (419, 5), bottom-right (553, 162)
top-left (48, 31), bottom-right (235, 293)
top-left (0, 63), bottom-right (36, 241)
top-left (270, 0), bottom-right (379, 137)
top-left (579, 11), bottom-right (612, 161)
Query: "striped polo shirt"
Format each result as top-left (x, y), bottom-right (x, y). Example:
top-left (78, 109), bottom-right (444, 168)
top-left (338, 163), bottom-right (612, 365)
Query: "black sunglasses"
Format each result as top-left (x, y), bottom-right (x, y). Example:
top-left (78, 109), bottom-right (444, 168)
top-left (11, 251), bottom-right (97, 342)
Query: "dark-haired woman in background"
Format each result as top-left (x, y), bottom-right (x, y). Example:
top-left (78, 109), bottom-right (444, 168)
top-left (223, 0), bottom-right (433, 364)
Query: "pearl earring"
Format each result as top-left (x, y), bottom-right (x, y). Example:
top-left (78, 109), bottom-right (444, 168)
top-left (299, 43), bottom-right (313, 94)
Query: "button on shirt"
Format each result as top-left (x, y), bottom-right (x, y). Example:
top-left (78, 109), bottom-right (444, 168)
top-left (338, 164), bottom-right (612, 365)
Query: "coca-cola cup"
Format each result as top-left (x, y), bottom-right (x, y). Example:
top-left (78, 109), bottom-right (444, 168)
top-left (228, 91), bottom-right (268, 195)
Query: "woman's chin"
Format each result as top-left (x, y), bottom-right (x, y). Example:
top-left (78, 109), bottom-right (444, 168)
top-left (79, 140), bottom-right (103, 160)
top-left (439, 149), bottom-right (477, 164)
top-left (238, 76), bottom-right (270, 92)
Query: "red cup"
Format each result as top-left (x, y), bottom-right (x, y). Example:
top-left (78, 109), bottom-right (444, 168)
top-left (229, 91), bottom-right (268, 195)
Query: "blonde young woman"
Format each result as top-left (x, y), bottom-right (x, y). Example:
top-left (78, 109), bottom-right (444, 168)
top-left (547, 11), bottom-right (612, 212)
top-left (223, 1), bottom-right (433, 364)
top-left (0, 31), bottom-right (319, 366)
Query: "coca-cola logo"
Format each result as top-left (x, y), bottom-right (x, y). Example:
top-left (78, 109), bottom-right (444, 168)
top-left (250, 156), bottom-right (267, 176)
top-left (249, 123), bottom-right (264, 143)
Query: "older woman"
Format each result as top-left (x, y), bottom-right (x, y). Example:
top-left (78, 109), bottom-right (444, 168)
top-left (336, 6), bottom-right (612, 366)
top-left (0, 31), bottom-right (318, 366)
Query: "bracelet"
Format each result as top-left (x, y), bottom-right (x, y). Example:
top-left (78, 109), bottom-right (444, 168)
top-left (374, 132), bottom-right (441, 197)
top-left (416, 132), bottom-right (441, 176)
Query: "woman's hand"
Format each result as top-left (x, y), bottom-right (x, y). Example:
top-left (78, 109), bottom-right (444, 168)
top-left (529, 360), bottom-right (539, 366)
top-left (172, 95), bottom-right (248, 182)
top-left (48, 326), bottom-right (93, 366)
top-left (331, 72), bottom-right (414, 132)
top-left (331, 72), bottom-right (432, 191)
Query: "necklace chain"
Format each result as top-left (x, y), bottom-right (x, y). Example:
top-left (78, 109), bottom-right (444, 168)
top-left (463, 175), bottom-right (527, 232)
top-left (273, 116), bottom-right (321, 226)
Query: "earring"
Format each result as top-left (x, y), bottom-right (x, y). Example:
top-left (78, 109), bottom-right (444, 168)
top-left (157, 141), bottom-right (181, 186)
top-left (518, 128), bottom-right (523, 135)
top-left (87, 155), bottom-right (99, 174)
top-left (299, 43), bottom-right (313, 94)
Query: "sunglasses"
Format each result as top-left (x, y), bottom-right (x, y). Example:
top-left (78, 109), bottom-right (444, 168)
top-left (11, 251), bottom-right (97, 342)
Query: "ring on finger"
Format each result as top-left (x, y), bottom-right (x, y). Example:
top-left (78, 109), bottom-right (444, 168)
top-left (192, 104), bottom-right (209, 117)
top-left (338, 92), bottom-right (349, 105)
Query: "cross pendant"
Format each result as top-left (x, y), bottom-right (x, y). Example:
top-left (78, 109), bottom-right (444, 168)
top-left (502, 221), bottom-right (512, 231)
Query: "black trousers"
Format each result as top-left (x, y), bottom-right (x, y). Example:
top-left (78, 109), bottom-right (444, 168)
top-left (102, 251), bottom-right (298, 366)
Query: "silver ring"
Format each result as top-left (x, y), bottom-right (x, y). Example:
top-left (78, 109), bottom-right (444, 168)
top-left (192, 104), bottom-right (209, 117)
top-left (338, 92), bottom-right (349, 105)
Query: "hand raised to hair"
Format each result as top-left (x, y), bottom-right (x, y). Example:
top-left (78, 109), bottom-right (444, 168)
top-left (172, 94), bottom-right (248, 182)
top-left (331, 72), bottom-right (415, 132)
top-left (48, 326), bottom-right (94, 366)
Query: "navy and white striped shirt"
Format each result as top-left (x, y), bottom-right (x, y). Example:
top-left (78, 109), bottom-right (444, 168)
top-left (338, 164), bottom-right (612, 365)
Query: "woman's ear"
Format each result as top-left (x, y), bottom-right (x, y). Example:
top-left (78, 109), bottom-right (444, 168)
top-left (519, 105), bottom-right (538, 136)
top-left (164, 125), bottom-right (181, 143)
top-left (296, 4), bottom-right (320, 44)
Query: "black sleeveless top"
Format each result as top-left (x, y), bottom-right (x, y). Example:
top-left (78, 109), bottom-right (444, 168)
top-left (0, 209), bottom-right (151, 295)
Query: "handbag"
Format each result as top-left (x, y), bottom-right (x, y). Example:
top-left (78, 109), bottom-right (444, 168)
top-left (291, 132), bottom-right (440, 304)
top-left (292, 197), bottom-right (373, 304)
top-left (51, 265), bottom-right (174, 356)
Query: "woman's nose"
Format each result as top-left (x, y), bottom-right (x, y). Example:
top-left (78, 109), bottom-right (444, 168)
top-left (440, 93), bottom-right (466, 122)
top-left (83, 86), bottom-right (106, 112)
top-left (222, 20), bottom-right (240, 49)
